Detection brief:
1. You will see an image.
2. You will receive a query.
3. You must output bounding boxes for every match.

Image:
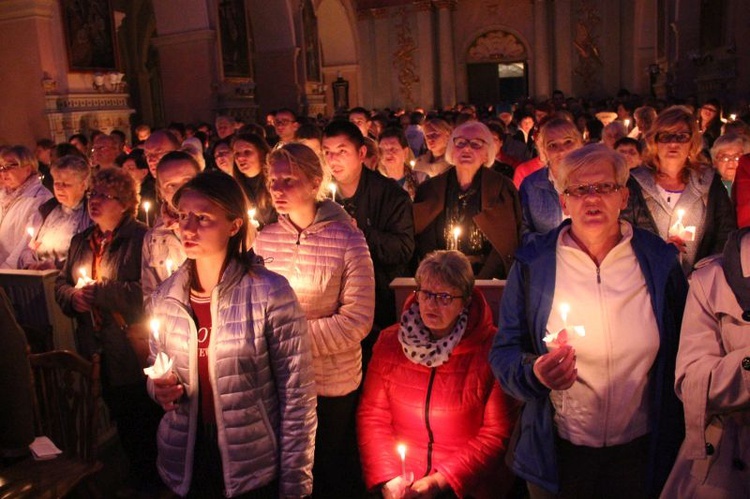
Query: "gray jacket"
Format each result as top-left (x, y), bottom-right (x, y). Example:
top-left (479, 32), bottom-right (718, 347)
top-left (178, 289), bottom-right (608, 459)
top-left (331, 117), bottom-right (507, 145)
top-left (146, 258), bottom-right (317, 497)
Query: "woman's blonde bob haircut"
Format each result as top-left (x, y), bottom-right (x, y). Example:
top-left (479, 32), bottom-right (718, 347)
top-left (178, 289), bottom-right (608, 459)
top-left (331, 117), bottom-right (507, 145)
top-left (265, 142), bottom-right (329, 201)
top-left (415, 250), bottom-right (475, 300)
top-left (643, 105), bottom-right (707, 178)
top-left (445, 121), bottom-right (496, 168)
top-left (553, 143), bottom-right (629, 195)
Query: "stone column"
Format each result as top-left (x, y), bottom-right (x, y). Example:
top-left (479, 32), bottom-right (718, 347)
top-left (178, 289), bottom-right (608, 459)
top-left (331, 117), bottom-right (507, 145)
top-left (553, 0), bottom-right (573, 95)
top-left (371, 8), bottom-right (393, 109)
top-left (356, 9), bottom-right (376, 109)
top-left (413, 0), bottom-right (435, 109)
top-left (533, 0), bottom-right (551, 99)
top-left (435, 0), bottom-right (457, 109)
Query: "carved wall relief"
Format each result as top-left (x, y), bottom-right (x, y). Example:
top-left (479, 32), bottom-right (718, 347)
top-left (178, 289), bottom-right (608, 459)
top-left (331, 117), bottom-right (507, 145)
top-left (467, 30), bottom-right (526, 63)
top-left (393, 8), bottom-right (420, 107)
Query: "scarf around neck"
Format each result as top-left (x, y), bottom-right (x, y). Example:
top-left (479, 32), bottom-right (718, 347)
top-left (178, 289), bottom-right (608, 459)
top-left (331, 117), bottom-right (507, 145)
top-left (398, 300), bottom-right (469, 368)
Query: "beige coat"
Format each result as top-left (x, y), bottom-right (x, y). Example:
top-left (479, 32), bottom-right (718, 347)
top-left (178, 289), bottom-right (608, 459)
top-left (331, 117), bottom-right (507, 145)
top-left (661, 255), bottom-right (750, 498)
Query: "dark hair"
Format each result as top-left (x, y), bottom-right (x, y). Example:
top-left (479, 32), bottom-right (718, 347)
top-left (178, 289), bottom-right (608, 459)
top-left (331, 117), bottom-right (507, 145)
top-left (157, 150), bottom-right (201, 175)
top-left (168, 122), bottom-right (187, 138)
top-left (68, 133), bottom-right (89, 147)
top-left (378, 127), bottom-right (409, 148)
top-left (323, 120), bottom-right (365, 148)
top-left (349, 107), bottom-right (370, 119)
top-left (110, 129), bottom-right (126, 143)
top-left (486, 122), bottom-right (507, 140)
top-left (54, 143), bottom-right (87, 162)
top-left (614, 136), bottom-right (642, 154)
top-left (36, 138), bottom-right (55, 150)
top-left (123, 149), bottom-right (149, 170)
top-left (275, 108), bottom-right (298, 121)
top-left (173, 170), bottom-right (250, 279)
top-left (295, 122), bottom-right (323, 142)
top-left (231, 132), bottom-right (271, 165)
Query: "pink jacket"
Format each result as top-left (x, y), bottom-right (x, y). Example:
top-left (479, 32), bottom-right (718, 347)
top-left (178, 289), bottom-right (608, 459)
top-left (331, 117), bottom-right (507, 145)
top-left (661, 255), bottom-right (750, 497)
top-left (254, 199), bottom-right (375, 397)
top-left (357, 290), bottom-right (516, 498)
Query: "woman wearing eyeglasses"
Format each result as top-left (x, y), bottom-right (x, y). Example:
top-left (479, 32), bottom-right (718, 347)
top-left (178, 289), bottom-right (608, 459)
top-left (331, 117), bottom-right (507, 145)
top-left (413, 121), bottom-right (521, 279)
top-left (491, 144), bottom-right (688, 499)
top-left (629, 106), bottom-right (736, 274)
top-left (0, 145), bottom-right (53, 268)
top-left (710, 133), bottom-right (750, 193)
top-left (358, 250), bottom-right (516, 499)
top-left (54, 167), bottom-right (161, 494)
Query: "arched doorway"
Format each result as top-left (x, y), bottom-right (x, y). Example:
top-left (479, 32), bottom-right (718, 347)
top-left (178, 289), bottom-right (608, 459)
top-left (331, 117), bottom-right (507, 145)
top-left (466, 30), bottom-right (528, 106)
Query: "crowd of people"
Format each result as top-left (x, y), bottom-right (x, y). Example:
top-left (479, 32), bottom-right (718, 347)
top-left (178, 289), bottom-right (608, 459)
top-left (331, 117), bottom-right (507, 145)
top-left (1, 88), bottom-right (750, 498)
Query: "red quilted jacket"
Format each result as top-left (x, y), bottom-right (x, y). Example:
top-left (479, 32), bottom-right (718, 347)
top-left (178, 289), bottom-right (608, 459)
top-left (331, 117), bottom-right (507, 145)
top-left (357, 289), bottom-right (517, 498)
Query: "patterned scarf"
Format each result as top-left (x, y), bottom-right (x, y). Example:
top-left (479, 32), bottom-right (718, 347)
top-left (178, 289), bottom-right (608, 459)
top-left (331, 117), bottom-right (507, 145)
top-left (398, 301), bottom-right (469, 368)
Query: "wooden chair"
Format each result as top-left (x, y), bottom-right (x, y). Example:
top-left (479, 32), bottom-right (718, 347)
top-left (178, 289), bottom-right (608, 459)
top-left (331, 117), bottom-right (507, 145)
top-left (0, 351), bottom-right (103, 497)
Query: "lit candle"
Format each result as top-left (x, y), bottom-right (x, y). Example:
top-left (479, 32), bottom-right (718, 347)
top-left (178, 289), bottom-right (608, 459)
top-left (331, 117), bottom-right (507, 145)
top-left (26, 226), bottom-right (35, 239)
top-left (150, 317), bottom-right (161, 344)
top-left (559, 302), bottom-right (570, 329)
top-left (452, 226), bottom-right (461, 250)
top-left (328, 182), bottom-right (337, 202)
top-left (165, 258), bottom-right (174, 276)
top-left (248, 208), bottom-right (260, 229)
top-left (669, 209), bottom-right (696, 241)
top-left (543, 302), bottom-right (586, 344)
top-left (624, 119), bottom-right (630, 129)
top-left (79, 267), bottom-right (88, 281)
top-left (397, 443), bottom-right (407, 480)
top-left (143, 317), bottom-right (174, 379)
top-left (409, 159), bottom-right (416, 169)
top-left (730, 113), bottom-right (737, 121)
top-left (143, 200), bottom-right (152, 227)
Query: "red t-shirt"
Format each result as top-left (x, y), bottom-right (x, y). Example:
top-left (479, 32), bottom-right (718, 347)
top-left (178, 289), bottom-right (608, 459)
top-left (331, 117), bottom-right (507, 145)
top-left (190, 293), bottom-right (215, 425)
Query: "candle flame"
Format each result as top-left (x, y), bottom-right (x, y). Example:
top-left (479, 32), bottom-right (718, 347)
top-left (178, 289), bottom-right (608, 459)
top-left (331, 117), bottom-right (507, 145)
top-left (143, 200), bottom-right (151, 212)
top-left (165, 258), bottom-right (174, 275)
top-left (730, 114), bottom-right (737, 121)
top-left (452, 226), bottom-right (461, 238)
top-left (328, 182), bottom-right (337, 194)
top-left (149, 318), bottom-right (160, 341)
top-left (26, 226), bottom-right (34, 238)
top-left (397, 443), bottom-right (406, 461)
top-left (79, 267), bottom-right (87, 279)
top-left (624, 119), bottom-right (630, 127)
top-left (559, 302), bottom-right (570, 325)
top-left (248, 208), bottom-right (257, 219)
top-left (409, 160), bottom-right (416, 168)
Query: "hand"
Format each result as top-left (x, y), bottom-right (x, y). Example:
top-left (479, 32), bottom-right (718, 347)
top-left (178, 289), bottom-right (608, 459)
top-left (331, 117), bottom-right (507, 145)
top-left (666, 235), bottom-right (687, 254)
top-left (382, 476), bottom-right (412, 499)
top-left (406, 473), bottom-right (448, 498)
top-left (153, 372), bottom-right (183, 411)
top-left (533, 344), bottom-right (577, 390)
top-left (71, 286), bottom-right (95, 312)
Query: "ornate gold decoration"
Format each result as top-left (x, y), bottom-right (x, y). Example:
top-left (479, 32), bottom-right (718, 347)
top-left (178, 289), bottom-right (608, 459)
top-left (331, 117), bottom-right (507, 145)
top-left (393, 7), bottom-right (420, 107)
top-left (573, 0), bottom-right (602, 94)
top-left (412, 0), bottom-right (433, 12)
top-left (467, 30), bottom-right (526, 63)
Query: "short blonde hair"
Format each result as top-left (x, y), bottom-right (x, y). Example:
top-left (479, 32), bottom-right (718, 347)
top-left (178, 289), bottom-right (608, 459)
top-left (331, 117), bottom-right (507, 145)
top-left (644, 106), bottom-right (706, 177)
top-left (415, 250), bottom-right (474, 299)
top-left (554, 143), bottom-right (629, 194)
top-left (266, 143), bottom-right (329, 201)
top-left (2, 145), bottom-right (38, 173)
top-left (423, 118), bottom-right (453, 136)
top-left (445, 121), bottom-right (496, 168)
top-left (537, 118), bottom-right (583, 162)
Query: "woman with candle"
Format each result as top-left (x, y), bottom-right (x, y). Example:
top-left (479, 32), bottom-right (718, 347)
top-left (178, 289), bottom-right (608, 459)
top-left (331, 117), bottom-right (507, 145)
top-left (231, 132), bottom-right (277, 228)
top-left (490, 144), bottom-right (688, 498)
top-left (121, 149), bottom-right (156, 226)
top-left (141, 151), bottom-right (200, 300)
top-left (18, 155), bottom-right (92, 269)
top-left (413, 118), bottom-right (453, 177)
top-left (0, 145), bottom-right (53, 268)
top-left (54, 167), bottom-right (161, 494)
top-left (358, 250), bottom-right (516, 499)
top-left (377, 128), bottom-right (428, 200)
top-left (629, 106), bottom-right (736, 274)
top-left (254, 143), bottom-right (375, 497)
top-left (413, 121), bottom-right (521, 278)
top-left (147, 170), bottom-right (317, 497)
top-left (661, 228), bottom-right (750, 497)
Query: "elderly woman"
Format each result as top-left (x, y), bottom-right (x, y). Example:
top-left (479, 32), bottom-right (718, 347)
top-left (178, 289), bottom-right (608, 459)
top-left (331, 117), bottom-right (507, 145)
top-left (0, 146), bottom-right (53, 268)
top-left (358, 250), bottom-right (515, 499)
top-left (414, 121), bottom-right (521, 279)
top-left (413, 118), bottom-right (453, 177)
top-left (710, 133), bottom-right (750, 192)
top-left (661, 228), bottom-right (750, 497)
top-left (519, 118), bottom-right (584, 244)
top-left (54, 168), bottom-right (160, 493)
top-left (254, 143), bottom-right (374, 498)
top-left (490, 144), bottom-right (688, 498)
top-left (19, 155), bottom-right (92, 269)
top-left (378, 127), bottom-right (428, 200)
top-left (630, 105), bottom-right (737, 274)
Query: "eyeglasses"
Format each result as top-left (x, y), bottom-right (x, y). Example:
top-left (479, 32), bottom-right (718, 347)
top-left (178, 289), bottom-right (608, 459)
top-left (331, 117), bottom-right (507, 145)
top-left (564, 182), bottom-right (622, 197)
top-left (425, 132), bottom-right (444, 140)
top-left (414, 289), bottom-right (463, 307)
top-left (452, 137), bottom-right (487, 150)
top-left (701, 106), bottom-right (719, 114)
top-left (86, 190), bottom-right (120, 201)
top-left (716, 154), bottom-right (741, 163)
top-left (274, 119), bottom-right (294, 127)
top-left (0, 162), bottom-right (21, 172)
top-left (655, 132), bottom-right (691, 144)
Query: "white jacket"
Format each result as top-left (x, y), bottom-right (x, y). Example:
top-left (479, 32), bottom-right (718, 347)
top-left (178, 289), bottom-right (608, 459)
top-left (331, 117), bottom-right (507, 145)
top-left (254, 199), bottom-right (375, 397)
top-left (146, 258), bottom-right (317, 497)
top-left (0, 176), bottom-right (52, 268)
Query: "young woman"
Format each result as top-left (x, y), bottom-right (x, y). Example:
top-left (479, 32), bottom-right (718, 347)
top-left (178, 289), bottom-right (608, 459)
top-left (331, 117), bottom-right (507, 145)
top-left (148, 170), bottom-right (316, 498)
top-left (231, 132), bottom-right (277, 227)
top-left (254, 143), bottom-right (375, 497)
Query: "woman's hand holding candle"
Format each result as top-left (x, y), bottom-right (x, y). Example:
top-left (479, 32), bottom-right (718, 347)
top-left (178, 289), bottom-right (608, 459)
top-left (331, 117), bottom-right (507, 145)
top-left (153, 373), bottom-right (183, 412)
top-left (143, 318), bottom-right (175, 380)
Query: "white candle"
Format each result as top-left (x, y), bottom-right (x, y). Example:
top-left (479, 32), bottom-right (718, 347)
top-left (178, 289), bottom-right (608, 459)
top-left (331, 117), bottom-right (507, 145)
top-left (624, 119), bottom-right (630, 129)
top-left (452, 226), bottom-right (461, 249)
top-left (165, 258), bottom-right (174, 276)
top-left (143, 200), bottom-right (152, 227)
top-left (328, 182), bottom-right (337, 202)
top-left (79, 267), bottom-right (88, 281)
top-left (397, 443), bottom-right (407, 479)
top-left (150, 317), bottom-right (160, 344)
top-left (730, 113), bottom-right (737, 121)
top-left (409, 159), bottom-right (416, 168)
top-left (143, 317), bottom-right (175, 379)
top-left (26, 226), bottom-right (35, 239)
top-left (559, 302), bottom-right (570, 329)
top-left (248, 208), bottom-right (260, 229)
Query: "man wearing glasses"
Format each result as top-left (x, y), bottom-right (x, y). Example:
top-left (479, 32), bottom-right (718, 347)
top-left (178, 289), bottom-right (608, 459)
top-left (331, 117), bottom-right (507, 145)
top-left (273, 108), bottom-right (300, 147)
top-left (491, 144), bottom-right (688, 499)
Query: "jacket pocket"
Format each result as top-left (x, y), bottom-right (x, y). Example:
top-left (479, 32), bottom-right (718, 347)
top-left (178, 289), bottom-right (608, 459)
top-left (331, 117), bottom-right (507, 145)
top-left (256, 400), bottom-right (278, 454)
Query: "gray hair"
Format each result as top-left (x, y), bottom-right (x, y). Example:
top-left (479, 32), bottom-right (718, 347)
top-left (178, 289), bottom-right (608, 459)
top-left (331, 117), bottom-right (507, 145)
top-left (415, 250), bottom-right (475, 300)
top-left (553, 143), bottom-right (629, 194)
top-left (50, 154), bottom-right (90, 182)
top-left (710, 133), bottom-right (750, 161)
top-left (445, 121), bottom-right (497, 168)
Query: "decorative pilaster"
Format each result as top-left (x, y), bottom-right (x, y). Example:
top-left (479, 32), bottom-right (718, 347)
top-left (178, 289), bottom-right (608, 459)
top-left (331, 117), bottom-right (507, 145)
top-left (393, 8), bottom-right (420, 108)
top-left (435, 0), bottom-right (457, 108)
top-left (533, 0), bottom-right (551, 99)
top-left (413, 0), bottom-right (434, 108)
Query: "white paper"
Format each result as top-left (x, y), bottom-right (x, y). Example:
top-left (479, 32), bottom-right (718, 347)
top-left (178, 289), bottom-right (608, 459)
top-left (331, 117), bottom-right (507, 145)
top-left (29, 436), bottom-right (62, 460)
top-left (74, 276), bottom-right (95, 289)
top-left (143, 351), bottom-right (174, 380)
top-left (543, 326), bottom-right (586, 345)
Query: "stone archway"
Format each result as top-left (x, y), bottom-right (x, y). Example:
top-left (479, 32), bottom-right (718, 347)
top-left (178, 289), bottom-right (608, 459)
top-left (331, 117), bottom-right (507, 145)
top-left (465, 29), bottom-right (529, 106)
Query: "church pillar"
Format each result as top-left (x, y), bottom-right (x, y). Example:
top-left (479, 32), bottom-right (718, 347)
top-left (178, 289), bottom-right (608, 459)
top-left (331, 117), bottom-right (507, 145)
top-left (435, 0), bottom-right (457, 108)
top-left (553, 0), bottom-right (574, 95)
top-left (413, 0), bottom-right (435, 109)
top-left (533, 0), bottom-right (551, 99)
top-left (371, 8), bottom-right (394, 109)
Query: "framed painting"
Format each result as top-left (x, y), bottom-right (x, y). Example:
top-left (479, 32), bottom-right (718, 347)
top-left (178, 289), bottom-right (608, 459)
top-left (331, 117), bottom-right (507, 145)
top-left (218, 0), bottom-right (253, 79)
top-left (61, 0), bottom-right (118, 71)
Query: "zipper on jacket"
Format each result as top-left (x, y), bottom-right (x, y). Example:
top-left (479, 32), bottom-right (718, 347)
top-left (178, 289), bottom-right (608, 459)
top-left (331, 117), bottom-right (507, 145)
top-left (596, 266), bottom-right (601, 284)
top-left (423, 368), bottom-right (437, 477)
